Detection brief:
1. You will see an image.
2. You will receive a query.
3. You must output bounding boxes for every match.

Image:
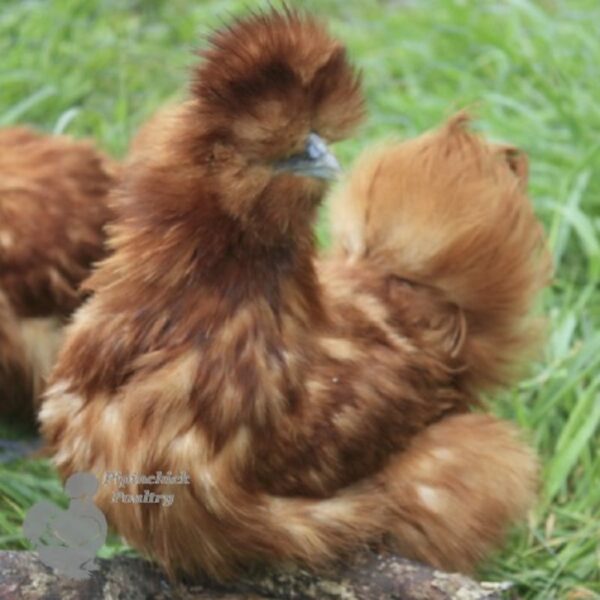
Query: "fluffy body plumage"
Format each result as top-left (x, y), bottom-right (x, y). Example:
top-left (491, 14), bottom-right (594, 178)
top-left (0, 127), bottom-right (116, 418)
top-left (41, 9), bottom-right (548, 580)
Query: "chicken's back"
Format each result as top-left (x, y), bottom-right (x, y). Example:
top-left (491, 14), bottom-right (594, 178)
top-left (0, 127), bottom-right (117, 418)
top-left (0, 127), bottom-right (117, 317)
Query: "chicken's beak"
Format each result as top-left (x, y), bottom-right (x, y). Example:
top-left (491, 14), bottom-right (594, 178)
top-left (275, 133), bottom-right (342, 181)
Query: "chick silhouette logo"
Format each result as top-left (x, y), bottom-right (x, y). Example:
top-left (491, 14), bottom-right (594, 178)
top-left (23, 472), bottom-right (107, 580)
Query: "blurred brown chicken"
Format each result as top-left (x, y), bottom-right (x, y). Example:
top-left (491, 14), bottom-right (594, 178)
top-left (0, 127), bottom-right (116, 421)
top-left (40, 8), bottom-right (549, 582)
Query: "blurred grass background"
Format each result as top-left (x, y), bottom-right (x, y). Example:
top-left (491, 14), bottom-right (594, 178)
top-left (0, 0), bottom-right (599, 598)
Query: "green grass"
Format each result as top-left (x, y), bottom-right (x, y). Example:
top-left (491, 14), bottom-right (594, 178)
top-left (1, 0), bottom-right (599, 597)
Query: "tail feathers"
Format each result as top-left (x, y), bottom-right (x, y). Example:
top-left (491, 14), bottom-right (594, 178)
top-left (331, 114), bottom-right (551, 390)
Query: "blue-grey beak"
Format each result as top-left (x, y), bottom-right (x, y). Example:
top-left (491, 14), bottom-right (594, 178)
top-left (275, 133), bottom-right (342, 181)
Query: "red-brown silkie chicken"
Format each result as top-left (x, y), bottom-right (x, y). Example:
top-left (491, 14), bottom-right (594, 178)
top-left (40, 8), bottom-right (550, 581)
top-left (0, 127), bottom-right (116, 420)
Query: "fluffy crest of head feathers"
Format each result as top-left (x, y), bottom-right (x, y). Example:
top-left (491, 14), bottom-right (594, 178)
top-left (192, 7), bottom-right (364, 157)
top-left (119, 8), bottom-right (366, 252)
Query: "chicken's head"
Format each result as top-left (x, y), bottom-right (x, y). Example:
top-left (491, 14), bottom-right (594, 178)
top-left (188, 7), bottom-right (365, 239)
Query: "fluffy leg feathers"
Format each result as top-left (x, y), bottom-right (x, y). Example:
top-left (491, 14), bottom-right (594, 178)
top-left (380, 413), bottom-right (538, 572)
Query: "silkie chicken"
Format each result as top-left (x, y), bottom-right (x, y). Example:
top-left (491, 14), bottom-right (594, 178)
top-left (40, 8), bottom-right (550, 582)
top-left (0, 127), bottom-right (116, 421)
